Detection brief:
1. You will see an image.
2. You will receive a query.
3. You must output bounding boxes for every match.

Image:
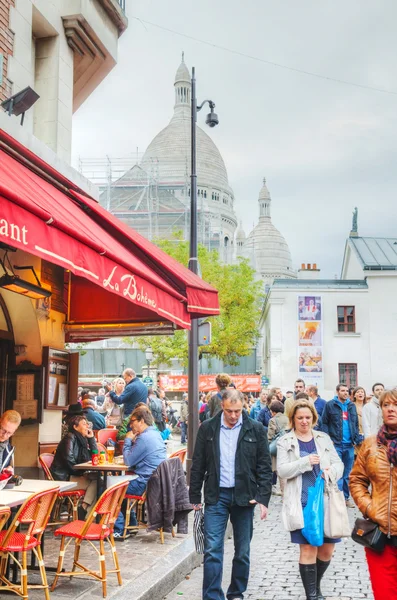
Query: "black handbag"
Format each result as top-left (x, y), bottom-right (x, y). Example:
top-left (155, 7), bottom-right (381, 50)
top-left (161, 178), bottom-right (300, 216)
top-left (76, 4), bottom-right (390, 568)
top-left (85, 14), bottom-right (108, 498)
top-left (351, 517), bottom-right (387, 552)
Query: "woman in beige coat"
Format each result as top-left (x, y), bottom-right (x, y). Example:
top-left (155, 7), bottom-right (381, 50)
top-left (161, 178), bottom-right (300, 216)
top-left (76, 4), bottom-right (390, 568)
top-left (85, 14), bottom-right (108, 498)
top-left (277, 400), bottom-right (343, 600)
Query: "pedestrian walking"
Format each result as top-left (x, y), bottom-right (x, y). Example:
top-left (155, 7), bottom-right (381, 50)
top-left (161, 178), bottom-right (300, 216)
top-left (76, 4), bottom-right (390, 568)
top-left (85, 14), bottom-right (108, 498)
top-left (267, 399), bottom-right (289, 496)
top-left (362, 382), bottom-right (385, 438)
top-left (352, 386), bottom-right (367, 453)
top-left (277, 400), bottom-right (344, 600)
top-left (350, 388), bottom-right (397, 600)
top-left (320, 383), bottom-right (360, 507)
top-left (208, 373), bottom-right (231, 418)
top-left (257, 390), bottom-right (276, 427)
top-left (250, 388), bottom-right (269, 421)
top-left (190, 389), bottom-right (272, 600)
top-left (306, 385), bottom-right (327, 418)
top-left (284, 379), bottom-right (306, 417)
top-left (180, 393), bottom-right (189, 444)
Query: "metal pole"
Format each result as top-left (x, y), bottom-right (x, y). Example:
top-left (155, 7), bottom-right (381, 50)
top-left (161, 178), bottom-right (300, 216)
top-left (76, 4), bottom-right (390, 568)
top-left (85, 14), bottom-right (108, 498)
top-left (186, 67), bottom-right (199, 483)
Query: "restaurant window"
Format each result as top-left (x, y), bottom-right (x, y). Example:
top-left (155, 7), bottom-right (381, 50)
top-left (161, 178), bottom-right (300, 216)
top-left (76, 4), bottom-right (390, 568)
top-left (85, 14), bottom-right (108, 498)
top-left (338, 363), bottom-right (357, 388)
top-left (337, 306), bottom-right (355, 332)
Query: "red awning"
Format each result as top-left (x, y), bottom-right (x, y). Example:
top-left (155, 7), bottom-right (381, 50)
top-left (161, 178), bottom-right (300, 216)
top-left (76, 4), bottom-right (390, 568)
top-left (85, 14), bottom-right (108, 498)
top-left (0, 132), bottom-right (220, 338)
top-left (70, 191), bottom-right (220, 318)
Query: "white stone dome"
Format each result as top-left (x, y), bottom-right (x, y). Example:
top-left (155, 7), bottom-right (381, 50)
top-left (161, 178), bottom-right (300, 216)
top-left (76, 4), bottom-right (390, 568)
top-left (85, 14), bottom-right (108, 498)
top-left (244, 178), bottom-right (296, 281)
top-left (141, 57), bottom-right (231, 192)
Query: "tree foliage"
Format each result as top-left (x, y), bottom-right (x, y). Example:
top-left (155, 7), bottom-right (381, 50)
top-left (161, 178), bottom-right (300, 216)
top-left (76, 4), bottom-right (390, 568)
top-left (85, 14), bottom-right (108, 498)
top-left (127, 233), bottom-right (264, 366)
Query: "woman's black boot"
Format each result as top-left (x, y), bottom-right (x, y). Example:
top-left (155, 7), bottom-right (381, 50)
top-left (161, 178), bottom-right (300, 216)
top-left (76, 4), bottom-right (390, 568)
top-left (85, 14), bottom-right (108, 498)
top-left (299, 563), bottom-right (317, 600)
top-left (316, 558), bottom-right (330, 600)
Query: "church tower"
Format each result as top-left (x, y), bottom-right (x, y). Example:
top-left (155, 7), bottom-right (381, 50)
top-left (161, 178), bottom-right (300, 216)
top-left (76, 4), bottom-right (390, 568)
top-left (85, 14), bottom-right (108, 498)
top-left (243, 177), bottom-right (296, 285)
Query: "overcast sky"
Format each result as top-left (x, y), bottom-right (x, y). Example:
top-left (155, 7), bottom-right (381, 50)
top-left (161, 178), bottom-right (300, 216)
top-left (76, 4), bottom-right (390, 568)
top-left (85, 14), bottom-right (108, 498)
top-left (72, 0), bottom-right (397, 277)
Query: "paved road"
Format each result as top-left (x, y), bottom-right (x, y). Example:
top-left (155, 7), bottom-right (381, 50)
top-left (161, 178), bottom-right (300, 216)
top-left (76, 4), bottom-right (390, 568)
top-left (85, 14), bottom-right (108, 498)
top-left (165, 494), bottom-right (373, 600)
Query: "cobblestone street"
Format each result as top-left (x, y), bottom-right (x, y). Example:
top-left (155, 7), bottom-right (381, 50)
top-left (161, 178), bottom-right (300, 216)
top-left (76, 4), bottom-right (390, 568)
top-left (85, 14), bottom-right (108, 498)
top-left (165, 494), bottom-right (373, 600)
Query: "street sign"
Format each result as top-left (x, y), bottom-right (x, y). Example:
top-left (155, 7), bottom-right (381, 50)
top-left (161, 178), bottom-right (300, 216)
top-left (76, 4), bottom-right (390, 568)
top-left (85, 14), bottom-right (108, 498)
top-left (261, 376), bottom-right (269, 386)
top-left (143, 377), bottom-right (153, 387)
top-left (198, 321), bottom-right (211, 346)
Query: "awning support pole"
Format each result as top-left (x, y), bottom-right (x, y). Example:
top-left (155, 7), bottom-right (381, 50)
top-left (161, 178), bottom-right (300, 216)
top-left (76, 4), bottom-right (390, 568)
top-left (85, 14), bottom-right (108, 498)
top-left (187, 66), bottom-right (199, 484)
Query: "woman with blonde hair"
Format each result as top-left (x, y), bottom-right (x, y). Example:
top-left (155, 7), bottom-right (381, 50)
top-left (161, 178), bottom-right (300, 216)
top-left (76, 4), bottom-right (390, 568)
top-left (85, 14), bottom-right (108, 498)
top-left (102, 377), bottom-right (125, 427)
top-left (277, 400), bottom-right (343, 600)
top-left (350, 389), bottom-right (397, 600)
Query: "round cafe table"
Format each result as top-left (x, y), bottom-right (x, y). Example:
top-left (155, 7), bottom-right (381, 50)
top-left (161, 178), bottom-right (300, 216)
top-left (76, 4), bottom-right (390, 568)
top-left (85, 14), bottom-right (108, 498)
top-left (73, 460), bottom-right (137, 499)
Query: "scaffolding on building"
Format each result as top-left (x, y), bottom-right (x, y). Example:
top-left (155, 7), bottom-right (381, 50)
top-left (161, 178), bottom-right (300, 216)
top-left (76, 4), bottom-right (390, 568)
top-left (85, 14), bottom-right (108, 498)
top-left (78, 154), bottom-right (223, 250)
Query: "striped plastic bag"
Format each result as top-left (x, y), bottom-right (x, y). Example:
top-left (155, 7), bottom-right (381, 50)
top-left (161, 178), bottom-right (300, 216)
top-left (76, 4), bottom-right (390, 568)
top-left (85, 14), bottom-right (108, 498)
top-left (193, 507), bottom-right (205, 554)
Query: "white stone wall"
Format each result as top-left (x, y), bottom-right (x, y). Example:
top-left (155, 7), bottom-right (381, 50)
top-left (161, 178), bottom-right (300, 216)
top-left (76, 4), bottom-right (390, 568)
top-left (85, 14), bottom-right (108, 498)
top-left (264, 286), bottom-right (374, 399)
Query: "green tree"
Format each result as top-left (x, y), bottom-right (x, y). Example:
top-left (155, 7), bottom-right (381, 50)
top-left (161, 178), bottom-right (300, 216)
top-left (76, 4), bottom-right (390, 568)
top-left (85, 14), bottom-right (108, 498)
top-left (126, 233), bottom-right (264, 366)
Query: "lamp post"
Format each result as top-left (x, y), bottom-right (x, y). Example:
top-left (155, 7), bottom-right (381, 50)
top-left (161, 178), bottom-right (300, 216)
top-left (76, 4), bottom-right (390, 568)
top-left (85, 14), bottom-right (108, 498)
top-left (187, 67), bottom-right (218, 481)
top-left (145, 346), bottom-right (153, 378)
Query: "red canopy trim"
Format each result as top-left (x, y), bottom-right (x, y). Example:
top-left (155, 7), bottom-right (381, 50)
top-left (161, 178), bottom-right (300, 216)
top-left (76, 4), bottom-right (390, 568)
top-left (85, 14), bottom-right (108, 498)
top-left (0, 196), bottom-right (190, 329)
top-left (70, 191), bottom-right (221, 317)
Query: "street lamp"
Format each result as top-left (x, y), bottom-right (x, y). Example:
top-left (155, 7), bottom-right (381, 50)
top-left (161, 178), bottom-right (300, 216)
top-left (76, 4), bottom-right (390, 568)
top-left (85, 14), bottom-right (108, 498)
top-left (187, 67), bottom-right (218, 481)
top-left (145, 346), bottom-right (153, 377)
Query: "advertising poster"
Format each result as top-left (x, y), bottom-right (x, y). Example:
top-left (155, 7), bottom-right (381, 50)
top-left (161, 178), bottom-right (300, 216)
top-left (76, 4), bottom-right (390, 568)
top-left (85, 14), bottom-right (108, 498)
top-left (158, 374), bottom-right (261, 393)
top-left (298, 296), bottom-right (324, 387)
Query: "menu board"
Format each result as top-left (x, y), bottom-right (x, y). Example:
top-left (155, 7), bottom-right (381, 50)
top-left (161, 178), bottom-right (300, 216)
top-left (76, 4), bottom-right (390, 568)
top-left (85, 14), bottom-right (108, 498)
top-left (43, 347), bottom-right (70, 410)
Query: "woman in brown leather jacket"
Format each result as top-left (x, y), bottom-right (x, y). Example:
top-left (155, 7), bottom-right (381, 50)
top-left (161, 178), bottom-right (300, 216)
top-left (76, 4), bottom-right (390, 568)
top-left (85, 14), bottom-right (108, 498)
top-left (350, 388), bottom-right (397, 600)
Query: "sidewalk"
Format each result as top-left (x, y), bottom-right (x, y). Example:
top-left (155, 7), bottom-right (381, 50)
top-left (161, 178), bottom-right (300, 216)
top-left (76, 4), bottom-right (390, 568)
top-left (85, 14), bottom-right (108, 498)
top-left (26, 436), bottom-right (200, 600)
top-left (165, 494), bottom-right (373, 600)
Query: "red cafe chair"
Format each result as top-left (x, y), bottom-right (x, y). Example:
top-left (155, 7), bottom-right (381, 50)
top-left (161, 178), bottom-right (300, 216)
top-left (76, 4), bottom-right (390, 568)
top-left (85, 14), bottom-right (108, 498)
top-left (97, 429), bottom-right (117, 446)
top-left (0, 488), bottom-right (59, 600)
top-left (39, 453), bottom-right (85, 522)
top-left (51, 479), bottom-right (129, 598)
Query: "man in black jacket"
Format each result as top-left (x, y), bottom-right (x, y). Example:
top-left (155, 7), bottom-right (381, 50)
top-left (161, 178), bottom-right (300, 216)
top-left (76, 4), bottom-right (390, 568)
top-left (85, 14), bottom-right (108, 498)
top-left (190, 389), bottom-right (272, 600)
top-left (107, 368), bottom-right (148, 416)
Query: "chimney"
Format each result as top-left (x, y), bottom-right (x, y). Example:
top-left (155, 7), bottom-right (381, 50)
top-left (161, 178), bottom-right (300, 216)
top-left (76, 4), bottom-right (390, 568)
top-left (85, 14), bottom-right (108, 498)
top-left (298, 263), bottom-right (321, 280)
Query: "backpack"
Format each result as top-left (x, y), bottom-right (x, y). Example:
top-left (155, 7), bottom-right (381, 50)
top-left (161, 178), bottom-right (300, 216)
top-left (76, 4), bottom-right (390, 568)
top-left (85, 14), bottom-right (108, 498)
top-left (149, 397), bottom-right (163, 423)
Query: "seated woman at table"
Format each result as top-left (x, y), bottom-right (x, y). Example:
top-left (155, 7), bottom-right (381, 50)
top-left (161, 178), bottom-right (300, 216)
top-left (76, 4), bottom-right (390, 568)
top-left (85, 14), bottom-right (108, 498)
top-left (113, 404), bottom-right (167, 538)
top-left (51, 415), bottom-right (98, 520)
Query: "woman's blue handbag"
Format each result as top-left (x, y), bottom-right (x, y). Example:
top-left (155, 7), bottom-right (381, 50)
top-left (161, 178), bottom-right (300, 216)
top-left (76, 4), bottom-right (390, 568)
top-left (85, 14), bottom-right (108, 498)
top-left (302, 471), bottom-right (324, 546)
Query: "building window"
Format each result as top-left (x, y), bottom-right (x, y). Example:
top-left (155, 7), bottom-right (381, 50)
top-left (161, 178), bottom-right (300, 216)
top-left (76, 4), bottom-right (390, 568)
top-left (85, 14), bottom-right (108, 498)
top-left (338, 363), bottom-right (357, 388)
top-left (337, 306), bottom-right (355, 332)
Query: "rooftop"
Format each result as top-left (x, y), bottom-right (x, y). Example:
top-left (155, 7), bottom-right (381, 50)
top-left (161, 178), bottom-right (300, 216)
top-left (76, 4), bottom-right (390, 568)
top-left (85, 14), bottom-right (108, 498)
top-left (349, 236), bottom-right (397, 270)
top-left (271, 279), bottom-right (368, 289)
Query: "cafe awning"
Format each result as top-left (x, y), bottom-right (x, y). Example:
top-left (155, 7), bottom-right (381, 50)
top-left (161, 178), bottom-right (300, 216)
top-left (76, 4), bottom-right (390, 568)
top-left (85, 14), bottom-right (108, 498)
top-left (0, 131), bottom-right (220, 339)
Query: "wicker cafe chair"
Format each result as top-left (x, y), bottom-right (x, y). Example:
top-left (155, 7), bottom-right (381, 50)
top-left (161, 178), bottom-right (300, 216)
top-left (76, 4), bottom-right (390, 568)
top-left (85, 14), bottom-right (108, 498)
top-left (39, 453), bottom-right (85, 523)
top-left (0, 488), bottom-right (59, 600)
top-left (168, 448), bottom-right (187, 464)
top-left (51, 479), bottom-right (129, 598)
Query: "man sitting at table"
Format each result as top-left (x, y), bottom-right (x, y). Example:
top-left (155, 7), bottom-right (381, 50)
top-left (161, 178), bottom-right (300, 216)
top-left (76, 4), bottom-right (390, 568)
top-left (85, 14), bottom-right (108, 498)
top-left (51, 415), bottom-right (98, 520)
top-left (113, 404), bottom-right (167, 539)
top-left (0, 410), bottom-right (21, 472)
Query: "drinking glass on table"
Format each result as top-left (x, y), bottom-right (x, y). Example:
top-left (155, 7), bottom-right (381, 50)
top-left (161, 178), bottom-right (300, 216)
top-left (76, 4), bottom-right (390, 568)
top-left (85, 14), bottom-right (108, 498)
top-left (107, 444), bottom-right (115, 464)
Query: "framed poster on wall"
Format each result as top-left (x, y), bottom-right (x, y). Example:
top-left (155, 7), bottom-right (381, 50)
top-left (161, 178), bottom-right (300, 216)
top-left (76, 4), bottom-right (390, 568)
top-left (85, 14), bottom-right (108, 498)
top-left (7, 361), bottom-right (44, 425)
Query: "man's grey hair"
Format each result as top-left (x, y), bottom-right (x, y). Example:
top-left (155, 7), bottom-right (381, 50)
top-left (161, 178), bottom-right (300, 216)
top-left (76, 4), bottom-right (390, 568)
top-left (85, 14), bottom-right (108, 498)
top-left (221, 389), bottom-right (244, 404)
top-left (82, 398), bottom-right (96, 409)
top-left (123, 368), bottom-right (136, 378)
top-left (98, 388), bottom-right (106, 395)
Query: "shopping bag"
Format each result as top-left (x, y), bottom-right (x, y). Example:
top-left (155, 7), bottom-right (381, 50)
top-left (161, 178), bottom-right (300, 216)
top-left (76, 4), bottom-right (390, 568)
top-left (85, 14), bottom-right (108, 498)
top-left (324, 476), bottom-right (351, 538)
top-left (193, 507), bottom-right (205, 554)
top-left (302, 471), bottom-right (324, 547)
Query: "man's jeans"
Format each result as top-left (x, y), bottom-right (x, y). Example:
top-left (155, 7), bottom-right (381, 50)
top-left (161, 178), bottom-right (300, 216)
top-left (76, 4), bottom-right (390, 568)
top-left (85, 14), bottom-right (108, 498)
top-left (114, 477), bottom-right (146, 534)
top-left (181, 421), bottom-right (188, 443)
top-left (203, 487), bottom-right (254, 600)
top-left (334, 443), bottom-right (355, 500)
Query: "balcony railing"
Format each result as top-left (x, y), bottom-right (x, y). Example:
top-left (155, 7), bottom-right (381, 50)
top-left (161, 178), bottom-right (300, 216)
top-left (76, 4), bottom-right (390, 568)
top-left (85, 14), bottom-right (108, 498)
top-left (117, 0), bottom-right (126, 11)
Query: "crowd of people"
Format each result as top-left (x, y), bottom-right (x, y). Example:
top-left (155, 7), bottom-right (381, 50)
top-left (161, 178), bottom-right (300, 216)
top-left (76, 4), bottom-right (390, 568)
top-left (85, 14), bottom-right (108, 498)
top-left (2, 366), bottom-right (394, 599)
top-left (190, 375), bottom-right (396, 600)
